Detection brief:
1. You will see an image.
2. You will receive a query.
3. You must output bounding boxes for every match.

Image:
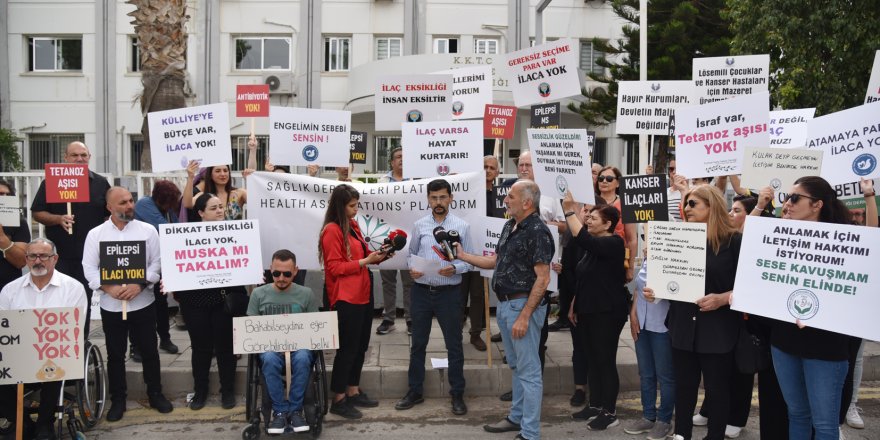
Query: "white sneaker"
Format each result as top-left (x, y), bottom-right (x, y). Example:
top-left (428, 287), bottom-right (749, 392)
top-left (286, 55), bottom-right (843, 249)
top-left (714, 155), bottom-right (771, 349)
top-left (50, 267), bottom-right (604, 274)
top-left (672, 435), bottom-right (686, 440)
top-left (845, 405), bottom-right (864, 429)
top-left (725, 425), bottom-right (743, 438)
top-left (840, 426), bottom-right (846, 440)
top-left (692, 413), bottom-right (708, 426)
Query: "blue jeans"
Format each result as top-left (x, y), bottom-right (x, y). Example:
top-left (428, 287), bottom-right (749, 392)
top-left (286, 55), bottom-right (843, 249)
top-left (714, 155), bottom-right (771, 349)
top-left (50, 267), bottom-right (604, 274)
top-left (634, 329), bottom-right (675, 423)
top-left (498, 298), bottom-right (547, 440)
top-left (407, 283), bottom-right (465, 395)
top-left (771, 345), bottom-right (847, 440)
top-left (261, 350), bottom-right (315, 413)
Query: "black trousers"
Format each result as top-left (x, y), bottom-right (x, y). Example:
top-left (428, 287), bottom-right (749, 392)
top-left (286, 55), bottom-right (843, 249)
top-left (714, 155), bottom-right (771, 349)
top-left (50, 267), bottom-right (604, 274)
top-left (699, 367), bottom-right (755, 427)
top-left (180, 301), bottom-right (236, 396)
top-left (0, 382), bottom-right (63, 428)
top-left (101, 303), bottom-right (163, 401)
top-left (672, 348), bottom-right (734, 440)
top-left (459, 272), bottom-right (485, 336)
top-left (576, 312), bottom-right (626, 412)
top-left (757, 362), bottom-right (789, 439)
top-left (569, 316), bottom-right (588, 385)
top-left (330, 300), bottom-right (372, 394)
top-left (539, 300), bottom-right (549, 371)
top-left (56, 258), bottom-right (92, 338)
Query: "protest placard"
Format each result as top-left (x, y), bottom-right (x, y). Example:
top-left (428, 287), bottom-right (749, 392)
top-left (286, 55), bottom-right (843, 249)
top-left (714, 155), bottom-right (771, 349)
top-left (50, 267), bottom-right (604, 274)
top-left (401, 120), bottom-right (483, 178)
top-left (269, 107), bottom-right (351, 167)
top-left (732, 216), bottom-right (880, 341)
top-left (674, 91), bottom-right (770, 178)
top-left (866, 50), bottom-right (880, 104)
top-left (0, 196), bottom-right (21, 227)
top-left (527, 129), bottom-right (595, 205)
top-left (248, 172), bottom-right (485, 270)
top-left (159, 219), bottom-right (264, 292)
top-left (620, 174), bottom-right (669, 223)
top-left (489, 185), bottom-right (509, 219)
top-left (647, 221), bottom-right (707, 303)
top-left (740, 147), bottom-right (823, 192)
top-left (484, 104), bottom-right (517, 139)
top-left (0, 308), bottom-right (84, 385)
top-left (692, 54), bottom-right (769, 105)
top-left (548, 225), bottom-right (560, 292)
top-left (502, 38), bottom-right (581, 107)
top-left (349, 131), bottom-right (367, 164)
top-left (147, 102), bottom-right (232, 172)
top-left (435, 65), bottom-right (493, 120)
top-left (616, 81), bottom-right (695, 135)
top-left (232, 311), bottom-right (339, 355)
top-left (530, 103), bottom-right (560, 129)
top-left (236, 84), bottom-right (270, 117)
top-left (99, 241), bottom-right (146, 285)
top-left (375, 74), bottom-right (453, 131)
top-left (805, 101), bottom-right (880, 186)
top-left (44, 164), bottom-right (89, 203)
top-left (478, 216), bottom-right (509, 278)
top-left (769, 108), bottom-right (815, 148)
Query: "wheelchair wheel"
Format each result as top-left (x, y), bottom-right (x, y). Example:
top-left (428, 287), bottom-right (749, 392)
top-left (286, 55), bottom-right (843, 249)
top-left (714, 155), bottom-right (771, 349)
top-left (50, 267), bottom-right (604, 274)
top-left (76, 342), bottom-right (107, 428)
top-left (241, 423), bottom-right (261, 440)
top-left (245, 355), bottom-right (259, 422)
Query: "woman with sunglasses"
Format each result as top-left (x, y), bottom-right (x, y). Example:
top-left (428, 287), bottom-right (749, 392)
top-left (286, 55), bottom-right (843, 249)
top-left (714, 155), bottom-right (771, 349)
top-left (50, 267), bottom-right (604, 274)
top-left (646, 185), bottom-right (741, 440)
top-left (595, 166), bottom-right (638, 281)
top-left (319, 184), bottom-right (387, 419)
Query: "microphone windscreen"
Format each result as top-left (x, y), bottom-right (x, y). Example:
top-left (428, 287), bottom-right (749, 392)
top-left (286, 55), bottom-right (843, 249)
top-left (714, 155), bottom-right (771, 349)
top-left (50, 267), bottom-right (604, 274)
top-left (394, 229), bottom-right (408, 238)
top-left (447, 230), bottom-right (461, 243)
top-left (391, 234), bottom-right (407, 251)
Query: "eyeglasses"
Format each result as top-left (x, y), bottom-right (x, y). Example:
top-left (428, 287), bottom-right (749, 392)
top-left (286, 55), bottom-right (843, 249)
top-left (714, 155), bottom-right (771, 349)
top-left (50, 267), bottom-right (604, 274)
top-left (597, 175), bottom-right (617, 183)
top-left (685, 199), bottom-right (701, 208)
top-left (272, 270), bottom-right (293, 278)
top-left (784, 193), bottom-right (820, 204)
top-left (26, 253), bottom-right (55, 261)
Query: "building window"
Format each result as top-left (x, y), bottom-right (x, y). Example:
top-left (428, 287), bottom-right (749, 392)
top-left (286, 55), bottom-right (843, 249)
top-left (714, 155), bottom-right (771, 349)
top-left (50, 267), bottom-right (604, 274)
top-left (374, 136), bottom-right (401, 173)
top-left (235, 37), bottom-right (291, 70)
top-left (130, 37), bottom-right (141, 73)
top-left (130, 135), bottom-right (144, 171)
top-left (474, 38), bottom-right (499, 54)
top-left (28, 134), bottom-right (85, 170)
top-left (232, 135), bottom-right (269, 171)
top-left (375, 37), bottom-right (402, 60)
top-left (324, 37), bottom-right (351, 72)
top-left (580, 40), bottom-right (606, 76)
top-left (591, 138), bottom-right (607, 167)
top-left (433, 38), bottom-right (458, 54)
top-left (28, 37), bottom-right (82, 71)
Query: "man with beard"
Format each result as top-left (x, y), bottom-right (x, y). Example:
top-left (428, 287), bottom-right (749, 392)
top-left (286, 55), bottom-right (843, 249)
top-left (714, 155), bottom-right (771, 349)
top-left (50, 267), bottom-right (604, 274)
top-left (394, 178), bottom-right (472, 416)
top-left (82, 187), bottom-right (172, 421)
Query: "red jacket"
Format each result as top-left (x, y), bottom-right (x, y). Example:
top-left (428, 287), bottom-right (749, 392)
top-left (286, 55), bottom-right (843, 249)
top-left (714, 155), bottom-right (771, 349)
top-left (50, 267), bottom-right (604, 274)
top-left (321, 220), bottom-right (371, 307)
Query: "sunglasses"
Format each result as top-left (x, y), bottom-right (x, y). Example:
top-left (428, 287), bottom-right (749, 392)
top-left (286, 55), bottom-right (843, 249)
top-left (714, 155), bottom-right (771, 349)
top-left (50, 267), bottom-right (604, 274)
top-left (685, 199), bottom-right (701, 208)
top-left (784, 193), bottom-right (820, 204)
top-left (271, 270), bottom-right (293, 278)
top-left (597, 175), bottom-right (617, 183)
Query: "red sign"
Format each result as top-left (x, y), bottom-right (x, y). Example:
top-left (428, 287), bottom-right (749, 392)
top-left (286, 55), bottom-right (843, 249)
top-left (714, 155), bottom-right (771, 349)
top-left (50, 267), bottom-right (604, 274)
top-left (483, 104), bottom-right (517, 139)
top-left (44, 164), bottom-right (89, 203)
top-left (236, 85), bottom-right (270, 117)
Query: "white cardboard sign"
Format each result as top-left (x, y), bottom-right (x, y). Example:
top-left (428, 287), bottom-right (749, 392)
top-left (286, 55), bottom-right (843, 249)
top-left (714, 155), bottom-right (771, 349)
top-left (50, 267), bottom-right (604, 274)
top-left (866, 50), bottom-right (880, 104)
top-left (674, 91), bottom-right (770, 178)
top-left (647, 221), bottom-right (707, 303)
top-left (401, 120), bottom-right (484, 178)
top-left (769, 108), bottom-right (815, 149)
top-left (268, 107), bottom-right (352, 167)
top-left (527, 129), bottom-right (596, 205)
top-left (435, 65), bottom-right (494, 120)
top-left (0, 308), bottom-right (84, 385)
top-left (733, 216), bottom-right (880, 341)
top-left (0, 196), bottom-right (20, 227)
top-left (232, 311), bottom-right (340, 354)
top-left (502, 39), bottom-right (581, 107)
top-left (547, 224), bottom-right (560, 293)
top-left (740, 147), bottom-right (823, 192)
top-left (692, 54), bottom-right (770, 105)
top-left (616, 81), bottom-right (696, 135)
top-left (375, 74), bottom-right (453, 131)
top-left (147, 103), bottom-right (232, 172)
top-left (159, 219), bottom-right (264, 292)
top-left (806, 101), bottom-right (880, 186)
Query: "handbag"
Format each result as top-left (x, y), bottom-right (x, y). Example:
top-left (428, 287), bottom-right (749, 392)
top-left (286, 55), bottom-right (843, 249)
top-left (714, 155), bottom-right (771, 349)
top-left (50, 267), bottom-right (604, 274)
top-left (734, 319), bottom-right (771, 374)
top-left (221, 287), bottom-right (249, 317)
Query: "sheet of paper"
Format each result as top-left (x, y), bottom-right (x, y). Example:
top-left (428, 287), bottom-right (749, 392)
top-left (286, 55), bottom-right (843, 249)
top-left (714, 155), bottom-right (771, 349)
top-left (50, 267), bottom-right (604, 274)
top-left (431, 358), bottom-right (449, 369)
top-left (409, 254), bottom-right (444, 276)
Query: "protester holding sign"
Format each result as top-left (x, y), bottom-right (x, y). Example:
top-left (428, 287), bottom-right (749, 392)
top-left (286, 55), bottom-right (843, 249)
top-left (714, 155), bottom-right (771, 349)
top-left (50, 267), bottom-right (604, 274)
top-left (194, 160), bottom-right (249, 221)
top-left (0, 180), bottom-right (29, 289)
top-left (319, 184), bottom-right (386, 419)
top-left (647, 185), bottom-right (741, 440)
top-left (596, 166), bottom-right (638, 282)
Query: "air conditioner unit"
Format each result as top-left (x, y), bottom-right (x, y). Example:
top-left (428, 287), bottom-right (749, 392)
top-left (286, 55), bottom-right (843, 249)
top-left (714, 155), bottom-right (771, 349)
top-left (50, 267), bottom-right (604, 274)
top-left (262, 72), bottom-right (295, 95)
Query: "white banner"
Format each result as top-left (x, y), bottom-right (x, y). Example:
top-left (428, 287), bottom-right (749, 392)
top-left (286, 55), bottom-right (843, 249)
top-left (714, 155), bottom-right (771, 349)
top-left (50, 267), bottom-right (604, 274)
top-left (0, 196), bottom-right (20, 227)
top-left (527, 129), bottom-right (595, 205)
top-left (435, 65), bottom-right (494, 120)
top-left (232, 311), bottom-right (339, 354)
top-left (866, 50), bottom-right (880, 104)
top-left (733, 216), bottom-right (880, 341)
top-left (158, 220), bottom-right (264, 292)
top-left (674, 91), bottom-right (770, 178)
top-left (478, 216), bottom-right (509, 278)
top-left (268, 107), bottom-right (351, 167)
top-left (375, 74), bottom-right (453, 131)
top-left (740, 147), bottom-right (823, 192)
top-left (502, 39), bottom-right (581, 107)
top-left (806, 101), bottom-right (880, 186)
top-left (248, 172), bottom-right (486, 270)
top-left (647, 221), bottom-right (707, 303)
top-left (401, 120), bottom-right (484, 178)
top-left (0, 308), bottom-right (84, 385)
top-left (769, 108), bottom-right (815, 148)
top-left (616, 81), bottom-right (695, 135)
top-left (147, 103), bottom-right (232, 172)
top-left (692, 54), bottom-right (769, 105)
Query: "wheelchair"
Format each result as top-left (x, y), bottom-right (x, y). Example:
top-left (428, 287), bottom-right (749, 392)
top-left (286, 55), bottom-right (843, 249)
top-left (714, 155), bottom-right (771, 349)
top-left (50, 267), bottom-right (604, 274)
top-left (0, 341), bottom-right (107, 439)
top-left (241, 350), bottom-right (328, 439)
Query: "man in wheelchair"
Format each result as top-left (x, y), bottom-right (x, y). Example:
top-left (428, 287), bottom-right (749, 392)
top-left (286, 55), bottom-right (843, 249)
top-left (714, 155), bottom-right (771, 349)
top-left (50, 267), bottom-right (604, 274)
top-left (0, 238), bottom-right (87, 440)
top-left (247, 249), bottom-right (319, 435)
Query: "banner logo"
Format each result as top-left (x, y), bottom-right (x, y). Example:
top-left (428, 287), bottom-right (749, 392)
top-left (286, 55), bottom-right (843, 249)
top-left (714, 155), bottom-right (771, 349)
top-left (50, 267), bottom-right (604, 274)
top-left (538, 82), bottom-right (551, 98)
top-left (770, 178), bottom-right (782, 190)
top-left (787, 289), bottom-right (819, 320)
top-left (555, 175), bottom-right (568, 197)
top-left (666, 281), bottom-right (680, 295)
top-left (437, 163), bottom-right (451, 176)
top-left (452, 101), bottom-right (464, 116)
top-left (356, 214), bottom-right (392, 252)
top-left (407, 110), bottom-right (423, 122)
top-left (852, 153), bottom-right (876, 176)
top-left (302, 145), bottom-right (319, 162)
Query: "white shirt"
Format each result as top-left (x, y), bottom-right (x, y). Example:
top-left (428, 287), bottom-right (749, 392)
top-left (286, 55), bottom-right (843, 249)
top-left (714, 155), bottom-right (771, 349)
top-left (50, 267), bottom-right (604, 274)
top-left (82, 219), bottom-right (161, 313)
top-left (0, 270), bottom-right (87, 313)
top-left (667, 187), bottom-right (683, 222)
top-left (539, 195), bottom-right (565, 224)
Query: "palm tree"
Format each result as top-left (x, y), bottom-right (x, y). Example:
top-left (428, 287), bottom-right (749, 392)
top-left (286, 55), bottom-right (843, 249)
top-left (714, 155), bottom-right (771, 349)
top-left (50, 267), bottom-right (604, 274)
top-left (127, 0), bottom-right (189, 172)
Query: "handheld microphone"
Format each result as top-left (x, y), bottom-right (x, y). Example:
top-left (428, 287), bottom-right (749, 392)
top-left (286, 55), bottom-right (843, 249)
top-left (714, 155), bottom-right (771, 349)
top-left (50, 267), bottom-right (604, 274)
top-left (380, 229), bottom-right (408, 260)
top-left (446, 230), bottom-right (461, 259)
top-left (432, 226), bottom-right (458, 261)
